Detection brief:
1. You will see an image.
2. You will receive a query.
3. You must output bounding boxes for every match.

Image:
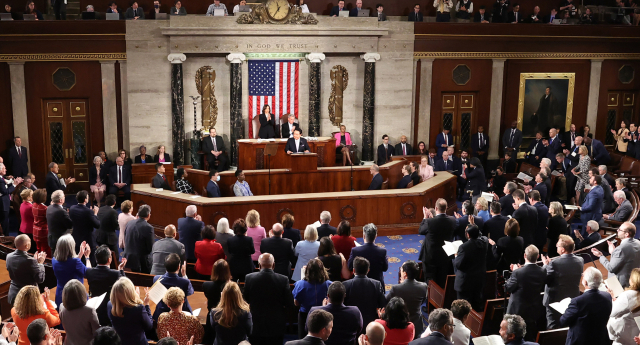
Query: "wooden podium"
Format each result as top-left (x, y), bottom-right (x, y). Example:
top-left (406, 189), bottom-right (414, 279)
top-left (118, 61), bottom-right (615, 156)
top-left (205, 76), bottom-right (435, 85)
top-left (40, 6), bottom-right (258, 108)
top-left (289, 153), bottom-right (318, 172)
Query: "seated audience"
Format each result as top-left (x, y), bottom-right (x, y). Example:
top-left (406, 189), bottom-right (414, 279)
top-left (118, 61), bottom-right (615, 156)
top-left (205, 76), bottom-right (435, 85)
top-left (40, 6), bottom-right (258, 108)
top-left (107, 277), bottom-right (153, 345)
top-left (348, 223), bottom-right (388, 286)
top-left (282, 213), bottom-right (301, 249)
top-left (348, 0), bottom-right (363, 16)
top-left (125, 2), bottom-right (145, 20)
top-left (547, 201), bottom-right (568, 257)
top-left (107, 1), bottom-right (122, 17)
top-left (23, 0), bottom-right (43, 19)
top-left (608, 268), bottom-right (640, 344)
top-left (233, 169), bottom-right (253, 196)
top-left (421, 300), bottom-right (471, 345)
top-left (12, 286), bottom-right (60, 345)
top-left (601, 190), bottom-right (633, 227)
top-left (85, 245), bottom-right (126, 327)
top-left (293, 258), bottom-right (332, 338)
top-left (96, 194), bottom-right (119, 254)
top-left (60, 280), bottom-right (100, 345)
top-left (118, 200), bottom-right (135, 249)
top-left (151, 225), bottom-right (186, 275)
top-left (293, 225), bottom-right (320, 281)
top-left (332, 220), bottom-right (356, 260)
top-left (170, 0), bottom-right (186, 14)
top-left (215, 217), bottom-right (233, 258)
top-left (592, 221), bottom-right (640, 288)
top-left (6, 234), bottom-right (45, 305)
top-left (232, 0), bottom-right (251, 14)
top-left (310, 281), bottom-right (362, 345)
top-left (244, 253), bottom-right (295, 345)
top-left (397, 165), bottom-right (413, 189)
top-left (109, 157), bottom-right (132, 201)
top-left (211, 282), bottom-right (252, 344)
top-left (489, 218), bottom-right (524, 276)
top-left (369, 164), bottom-right (383, 190)
top-left (330, 0), bottom-right (346, 16)
top-left (178, 205), bottom-right (204, 263)
top-left (118, 149), bottom-right (133, 166)
top-left (260, 223), bottom-right (294, 278)
top-left (409, 162), bottom-right (421, 186)
top-left (414, 141), bottom-right (428, 155)
top-left (387, 260), bottom-right (427, 338)
top-left (195, 226), bottom-right (225, 278)
top-left (202, 259), bottom-right (230, 343)
top-left (335, 125), bottom-right (354, 166)
top-left (154, 145), bottom-right (171, 163)
top-left (418, 155), bottom-right (434, 182)
top-left (527, 5), bottom-right (542, 22)
top-left (474, 5), bottom-right (491, 22)
top-left (375, 297), bottom-right (415, 344)
top-left (344, 257), bottom-right (387, 334)
top-left (152, 163), bottom-right (171, 190)
top-left (124, 205), bottom-right (154, 273)
top-left (206, 0), bottom-right (228, 15)
top-left (26, 319), bottom-right (62, 345)
top-left (89, 156), bottom-right (107, 206)
top-left (574, 220), bottom-right (601, 250)
top-left (206, 170), bottom-right (221, 198)
top-left (318, 237), bottom-right (348, 282)
top-left (395, 135), bottom-right (412, 156)
top-left (134, 145), bottom-right (152, 163)
top-left (475, 197), bottom-right (490, 221)
top-left (560, 267), bottom-right (612, 344)
top-left (616, 178), bottom-right (632, 201)
top-left (455, 0), bottom-right (473, 21)
top-left (413, 308), bottom-right (454, 344)
top-left (246, 209), bottom-right (267, 262)
top-left (31, 190), bottom-right (49, 256)
top-left (52, 235), bottom-right (91, 306)
top-left (175, 168), bottom-right (195, 194)
top-left (157, 287), bottom-right (203, 345)
top-left (227, 218), bottom-right (255, 282)
top-left (152, 253), bottom-right (194, 321)
top-left (318, 211), bottom-right (337, 239)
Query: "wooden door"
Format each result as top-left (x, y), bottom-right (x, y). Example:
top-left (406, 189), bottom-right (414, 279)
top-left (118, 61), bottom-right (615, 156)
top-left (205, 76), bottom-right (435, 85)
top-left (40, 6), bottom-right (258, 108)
top-left (441, 92), bottom-right (477, 154)
top-left (43, 99), bottom-right (91, 190)
top-left (605, 91), bottom-right (637, 146)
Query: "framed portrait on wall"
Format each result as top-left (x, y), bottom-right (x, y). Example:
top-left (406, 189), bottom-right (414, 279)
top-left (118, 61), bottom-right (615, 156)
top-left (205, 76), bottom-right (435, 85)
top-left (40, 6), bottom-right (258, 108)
top-left (517, 73), bottom-right (575, 140)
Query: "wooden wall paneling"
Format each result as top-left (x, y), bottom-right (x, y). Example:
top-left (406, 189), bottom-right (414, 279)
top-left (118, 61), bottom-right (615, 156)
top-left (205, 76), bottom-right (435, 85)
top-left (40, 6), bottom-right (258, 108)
top-left (597, 60), bottom-right (640, 143)
top-left (429, 59), bottom-right (493, 151)
top-left (0, 63), bottom-right (14, 163)
top-left (24, 61), bottom-right (105, 187)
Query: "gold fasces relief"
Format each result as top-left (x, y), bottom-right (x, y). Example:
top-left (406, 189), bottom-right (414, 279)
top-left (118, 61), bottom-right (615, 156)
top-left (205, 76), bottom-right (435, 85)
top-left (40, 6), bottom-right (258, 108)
top-left (195, 66), bottom-right (219, 131)
top-left (329, 65), bottom-right (349, 126)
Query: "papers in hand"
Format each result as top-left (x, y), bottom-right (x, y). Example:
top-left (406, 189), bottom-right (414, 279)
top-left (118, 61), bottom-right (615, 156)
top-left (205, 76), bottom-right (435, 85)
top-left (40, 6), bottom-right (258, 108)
top-left (442, 240), bottom-right (463, 256)
top-left (517, 172), bottom-right (531, 181)
top-left (549, 297), bottom-right (571, 314)
top-left (183, 308), bottom-right (201, 317)
top-left (481, 192), bottom-right (494, 203)
top-left (147, 278), bottom-right (168, 305)
top-left (312, 221), bottom-right (322, 228)
top-left (564, 205), bottom-right (580, 210)
top-left (86, 293), bottom-right (107, 309)
top-left (551, 170), bottom-right (562, 176)
top-left (471, 335), bottom-right (504, 345)
top-left (605, 276), bottom-right (625, 298)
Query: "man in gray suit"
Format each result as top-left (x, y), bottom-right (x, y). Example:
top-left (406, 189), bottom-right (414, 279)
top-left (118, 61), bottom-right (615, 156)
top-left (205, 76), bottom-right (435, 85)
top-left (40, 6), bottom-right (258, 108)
top-left (386, 260), bottom-right (427, 338)
top-left (599, 190), bottom-right (633, 228)
top-left (592, 222), bottom-right (640, 288)
top-left (46, 190), bottom-right (73, 254)
top-left (6, 234), bottom-right (46, 305)
top-left (150, 224), bottom-right (185, 275)
top-left (541, 234), bottom-right (584, 329)
top-left (124, 205), bottom-right (155, 273)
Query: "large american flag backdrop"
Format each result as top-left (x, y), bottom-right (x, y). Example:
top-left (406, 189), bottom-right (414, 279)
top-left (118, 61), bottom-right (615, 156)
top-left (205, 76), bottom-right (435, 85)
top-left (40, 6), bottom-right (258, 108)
top-left (248, 60), bottom-right (299, 138)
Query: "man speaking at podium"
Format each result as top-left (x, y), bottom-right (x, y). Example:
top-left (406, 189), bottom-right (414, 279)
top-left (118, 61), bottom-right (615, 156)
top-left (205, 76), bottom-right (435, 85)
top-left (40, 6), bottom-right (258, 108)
top-left (285, 129), bottom-right (310, 154)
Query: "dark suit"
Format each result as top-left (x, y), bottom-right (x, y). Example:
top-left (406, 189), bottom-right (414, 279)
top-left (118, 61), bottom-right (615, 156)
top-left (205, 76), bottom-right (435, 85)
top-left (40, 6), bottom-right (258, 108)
top-left (546, 137), bottom-right (562, 168)
top-left (562, 131), bottom-right (577, 150)
top-left (499, 194), bottom-right (515, 216)
top-left (411, 171), bottom-right (420, 186)
top-left (124, 218), bottom-right (155, 273)
top-left (206, 180), bottom-right (221, 198)
top-left (397, 175), bottom-right (412, 189)
top-left (376, 144), bottom-right (394, 165)
top-left (473, 11), bottom-right (491, 22)
top-left (575, 231), bottom-right (601, 250)
top-left (454, 215), bottom-right (484, 242)
top-left (590, 139), bottom-right (610, 165)
top-left (513, 203), bottom-right (538, 247)
top-left (46, 204), bottom-right (73, 252)
top-left (408, 332), bottom-right (451, 345)
top-left (152, 173), bottom-right (171, 190)
top-left (244, 269), bottom-right (294, 342)
top-left (317, 224), bottom-right (337, 239)
top-left (347, 242), bottom-right (388, 286)
top-left (580, 185), bottom-right (603, 227)
top-left (8, 146), bottom-right (28, 178)
top-left (343, 275), bottom-right (387, 331)
top-left (96, 205), bottom-right (119, 252)
top-left (309, 303), bottom-right (363, 345)
top-left (394, 143), bottom-right (412, 156)
top-left (282, 227), bottom-right (301, 248)
top-left (454, 236), bottom-right (488, 311)
top-left (368, 174), bottom-right (383, 190)
top-left (6, 249), bottom-right (45, 305)
top-left (285, 137), bottom-right (311, 153)
top-left (153, 153), bottom-right (171, 163)
top-left (281, 122), bottom-right (301, 139)
top-left (108, 165), bottom-right (131, 200)
top-left (348, 7), bottom-right (362, 16)
top-left (285, 336), bottom-right (325, 345)
top-left (503, 128), bottom-right (523, 152)
top-left (408, 11), bottom-right (423, 21)
top-left (329, 5), bottom-right (346, 16)
top-left (493, 236), bottom-right (524, 275)
top-left (177, 216), bottom-right (204, 262)
top-left (134, 154), bottom-right (153, 163)
top-left (435, 132), bottom-right (453, 156)
top-left (85, 265), bottom-right (125, 326)
top-left (387, 279), bottom-right (428, 338)
top-left (527, 139), bottom-right (546, 166)
top-left (202, 135), bottom-right (228, 172)
top-left (471, 132), bottom-right (489, 164)
top-left (503, 158), bottom-right (517, 174)
top-left (124, 6), bottom-right (144, 19)
top-left (532, 202), bottom-right (549, 251)
top-left (484, 214), bottom-right (509, 241)
top-left (625, 130), bottom-right (638, 158)
top-left (69, 204), bottom-right (100, 266)
top-left (260, 237), bottom-right (294, 277)
top-left (559, 289), bottom-right (612, 345)
top-left (532, 183), bottom-right (548, 208)
top-left (0, 177), bottom-right (15, 235)
top-left (258, 113), bottom-right (276, 139)
top-left (418, 214), bottom-right (456, 287)
top-left (434, 159), bottom-right (452, 172)
top-left (106, 7), bottom-right (122, 18)
top-left (506, 263), bottom-right (547, 340)
top-left (45, 171), bottom-right (66, 205)
top-left (507, 10), bottom-right (523, 22)
top-left (226, 234), bottom-right (255, 282)
top-left (464, 166), bottom-right (486, 197)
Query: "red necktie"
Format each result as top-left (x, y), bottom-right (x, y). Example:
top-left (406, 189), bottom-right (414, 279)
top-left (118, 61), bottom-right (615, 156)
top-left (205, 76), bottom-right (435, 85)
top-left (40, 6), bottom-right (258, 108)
top-left (403, 145), bottom-right (406, 155)
top-left (18, 147), bottom-right (21, 158)
top-left (162, 175), bottom-right (166, 181)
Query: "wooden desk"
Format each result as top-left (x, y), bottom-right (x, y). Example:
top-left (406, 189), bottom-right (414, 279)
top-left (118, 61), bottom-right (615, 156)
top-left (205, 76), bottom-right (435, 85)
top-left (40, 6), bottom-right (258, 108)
top-left (131, 163), bottom-right (174, 185)
top-left (391, 155), bottom-right (425, 163)
top-left (237, 137), bottom-right (336, 170)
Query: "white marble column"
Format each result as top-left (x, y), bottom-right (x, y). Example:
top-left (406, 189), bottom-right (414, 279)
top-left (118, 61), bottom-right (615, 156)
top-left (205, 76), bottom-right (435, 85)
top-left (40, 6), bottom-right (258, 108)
top-left (488, 59), bottom-right (506, 160)
top-left (119, 60), bottom-right (130, 155)
top-left (100, 61), bottom-right (118, 159)
top-left (586, 59), bottom-right (603, 137)
top-left (8, 61), bottom-right (31, 171)
top-left (417, 58), bottom-right (434, 148)
top-left (410, 59), bottom-right (418, 144)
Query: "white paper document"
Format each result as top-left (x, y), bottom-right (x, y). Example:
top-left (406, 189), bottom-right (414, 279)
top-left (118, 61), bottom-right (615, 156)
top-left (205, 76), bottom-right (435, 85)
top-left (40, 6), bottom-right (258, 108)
top-left (517, 172), bottom-right (531, 181)
top-left (564, 205), bottom-right (580, 210)
top-left (147, 279), bottom-right (168, 305)
top-left (86, 293), bottom-right (106, 309)
top-left (442, 240), bottom-right (463, 256)
top-left (481, 192), bottom-right (494, 203)
top-left (171, 192), bottom-right (181, 194)
top-left (549, 297), bottom-right (572, 314)
top-left (312, 221), bottom-right (322, 228)
top-left (192, 308), bottom-right (201, 317)
top-left (155, 188), bottom-right (164, 192)
top-left (551, 170), bottom-right (562, 176)
top-left (190, 195), bottom-right (201, 199)
top-left (605, 276), bottom-right (625, 298)
top-left (634, 316), bottom-right (640, 330)
top-left (471, 335), bottom-right (504, 345)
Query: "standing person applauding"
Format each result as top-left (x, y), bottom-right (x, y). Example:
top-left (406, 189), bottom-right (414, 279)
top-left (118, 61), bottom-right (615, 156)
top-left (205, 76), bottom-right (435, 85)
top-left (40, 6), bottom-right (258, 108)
top-left (258, 105), bottom-right (276, 139)
top-left (12, 286), bottom-right (60, 345)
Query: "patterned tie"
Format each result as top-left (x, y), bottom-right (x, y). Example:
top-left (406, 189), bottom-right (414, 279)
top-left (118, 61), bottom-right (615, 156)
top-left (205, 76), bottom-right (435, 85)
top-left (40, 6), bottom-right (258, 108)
top-left (403, 144), bottom-right (406, 155)
top-left (18, 147), bottom-right (21, 158)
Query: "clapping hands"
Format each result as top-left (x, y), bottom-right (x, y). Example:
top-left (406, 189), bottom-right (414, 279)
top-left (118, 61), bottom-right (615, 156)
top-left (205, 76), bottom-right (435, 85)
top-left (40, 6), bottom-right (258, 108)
top-left (2, 322), bottom-right (19, 343)
top-left (118, 258), bottom-right (128, 271)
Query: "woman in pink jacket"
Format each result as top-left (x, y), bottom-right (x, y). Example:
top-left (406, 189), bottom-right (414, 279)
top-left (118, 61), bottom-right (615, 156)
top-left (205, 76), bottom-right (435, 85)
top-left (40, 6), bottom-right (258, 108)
top-left (418, 155), bottom-right (434, 182)
top-left (334, 125), bottom-right (354, 166)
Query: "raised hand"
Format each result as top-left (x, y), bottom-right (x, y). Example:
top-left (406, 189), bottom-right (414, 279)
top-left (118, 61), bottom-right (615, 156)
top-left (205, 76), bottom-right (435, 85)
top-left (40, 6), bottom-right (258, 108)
top-left (42, 287), bottom-right (50, 302)
top-left (118, 258), bottom-right (128, 270)
top-left (181, 262), bottom-right (187, 277)
top-left (143, 287), bottom-right (150, 305)
top-left (37, 251), bottom-right (46, 264)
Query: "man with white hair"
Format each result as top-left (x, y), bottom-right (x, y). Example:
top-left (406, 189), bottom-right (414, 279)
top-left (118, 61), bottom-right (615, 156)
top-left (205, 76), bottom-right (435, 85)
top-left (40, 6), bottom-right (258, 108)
top-left (368, 164), bottom-right (383, 190)
top-left (498, 314), bottom-right (536, 345)
top-left (559, 267), bottom-right (612, 345)
top-left (46, 190), bottom-right (72, 254)
top-left (0, 162), bottom-right (22, 235)
top-left (599, 165), bottom-right (615, 186)
top-left (574, 220), bottom-right (601, 250)
top-left (409, 308), bottom-right (455, 344)
top-left (281, 114), bottom-right (301, 139)
top-left (45, 162), bottom-right (74, 205)
top-left (6, 234), bottom-right (46, 305)
top-left (600, 190), bottom-right (632, 228)
top-left (318, 211), bottom-right (337, 239)
top-left (177, 204), bottom-right (204, 263)
top-left (592, 222), bottom-right (640, 288)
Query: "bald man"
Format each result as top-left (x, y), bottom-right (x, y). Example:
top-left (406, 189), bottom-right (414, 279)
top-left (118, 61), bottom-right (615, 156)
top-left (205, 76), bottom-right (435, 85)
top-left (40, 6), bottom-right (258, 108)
top-left (395, 135), bottom-right (413, 156)
top-left (245, 253), bottom-right (295, 345)
top-left (260, 223), bottom-right (294, 277)
top-left (358, 322), bottom-right (386, 345)
top-left (6, 234), bottom-right (46, 305)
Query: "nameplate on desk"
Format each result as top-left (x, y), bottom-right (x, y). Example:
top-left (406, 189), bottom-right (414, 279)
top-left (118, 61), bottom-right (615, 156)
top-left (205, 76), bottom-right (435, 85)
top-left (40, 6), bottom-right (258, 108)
top-left (171, 192), bottom-right (181, 194)
top-left (155, 188), bottom-right (164, 192)
top-left (190, 195), bottom-right (201, 199)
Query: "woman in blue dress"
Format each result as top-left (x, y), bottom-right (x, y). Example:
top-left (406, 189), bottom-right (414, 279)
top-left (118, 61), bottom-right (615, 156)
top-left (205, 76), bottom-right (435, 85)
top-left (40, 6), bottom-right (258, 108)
top-left (52, 234), bottom-right (91, 306)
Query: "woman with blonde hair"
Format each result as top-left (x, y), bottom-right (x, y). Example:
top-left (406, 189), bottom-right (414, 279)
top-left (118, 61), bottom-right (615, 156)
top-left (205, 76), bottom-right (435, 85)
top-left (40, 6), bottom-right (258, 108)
top-left (157, 287), bottom-right (203, 345)
top-left (118, 200), bottom-right (135, 249)
top-left (89, 155), bottom-right (107, 206)
top-left (245, 209), bottom-right (266, 263)
top-left (210, 281), bottom-right (252, 345)
top-left (154, 145), bottom-right (171, 163)
top-left (11, 286), bottom-right (60, 345)
top-left (107, 277), bottom-right (152, 345)
top-left (547, 201), bottom-right (568, 257)
top-left (418, 155), bottom-right (434, 182)
top-left (60, 280), bottom-right (100, 345)
top-left (52, 234), bottom-right (91, 306)
top-left (292, 225), bottom-right (320, 281)
top-left (608, 268), bottom-right (640, 344)
top-left (572, 145), bottom-right (591, 205)
top-left (475, 197), bottom-right (490, 222)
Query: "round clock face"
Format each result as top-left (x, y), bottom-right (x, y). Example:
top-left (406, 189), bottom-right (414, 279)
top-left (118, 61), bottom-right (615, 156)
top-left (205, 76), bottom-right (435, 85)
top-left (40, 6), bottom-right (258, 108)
top-left (266, 0), bottom-right (290, 21)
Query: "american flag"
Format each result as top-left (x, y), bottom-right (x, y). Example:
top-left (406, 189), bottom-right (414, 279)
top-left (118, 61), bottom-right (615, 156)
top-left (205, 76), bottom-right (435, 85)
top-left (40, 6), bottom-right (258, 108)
top-left (248, 60), bottom-right (299, 138)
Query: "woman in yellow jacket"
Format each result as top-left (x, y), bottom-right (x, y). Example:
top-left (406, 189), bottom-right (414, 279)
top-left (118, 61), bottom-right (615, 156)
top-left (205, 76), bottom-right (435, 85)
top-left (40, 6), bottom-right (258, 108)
top-left (612, 120), bottom-right (629, 153)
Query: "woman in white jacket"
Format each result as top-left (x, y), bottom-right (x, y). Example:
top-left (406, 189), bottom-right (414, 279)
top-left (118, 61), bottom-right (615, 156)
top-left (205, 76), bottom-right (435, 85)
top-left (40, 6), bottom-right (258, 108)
top-left (608, 268), bottom-right (640, 345)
